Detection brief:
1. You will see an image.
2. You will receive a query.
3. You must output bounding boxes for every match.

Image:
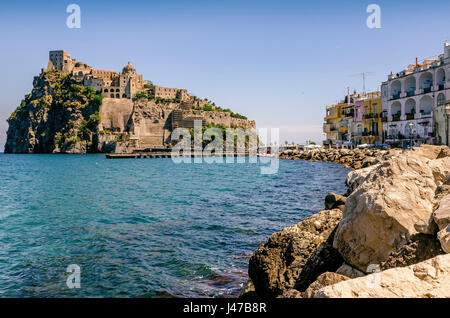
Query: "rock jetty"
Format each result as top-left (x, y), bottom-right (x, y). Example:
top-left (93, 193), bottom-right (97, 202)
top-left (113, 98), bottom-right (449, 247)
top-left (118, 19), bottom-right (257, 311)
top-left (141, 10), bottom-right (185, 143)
top-left (245, 145), bottom-right (450, 298)
top-left (279, 147), bottom-right (390, 170)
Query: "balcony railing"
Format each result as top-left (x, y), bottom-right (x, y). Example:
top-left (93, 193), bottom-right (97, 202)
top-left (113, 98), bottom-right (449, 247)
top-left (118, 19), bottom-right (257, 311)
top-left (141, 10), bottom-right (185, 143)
top-left (392, 114), bottom-right (401, 121)
top-left (406, 113), bottom-right (415, 120)
top-left (406, 90), bottom-right (415, 97)
top-left (423, 87), bottom-right (431, 94)
top-left (438, 84), bottom-right (445, 91)
top-left (391, 93), bottom-right (401, 100)
top-left (361, 131), bottom-right (378, 136)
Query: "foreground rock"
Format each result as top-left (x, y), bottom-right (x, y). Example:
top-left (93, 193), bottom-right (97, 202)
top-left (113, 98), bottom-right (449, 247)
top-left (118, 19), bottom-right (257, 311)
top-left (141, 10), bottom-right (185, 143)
top-left (380, 234), bottom-right (444, 270)
top-left (302, 272), bottom-right (349, 298)
top-left (315, 254), bottom-right (450, 298)
top-left (292, 227), bottom-right (343, 291)
top-left (247, 145), bottom-right (450, 298)
top-left (333, 146), bottom-right (450, 272)
top-left (248, 209), bottom-right (342, 297)
top-left (324, 192), bottom-right (346, 211)
top-left (335, 264), bottom-right (365, 278)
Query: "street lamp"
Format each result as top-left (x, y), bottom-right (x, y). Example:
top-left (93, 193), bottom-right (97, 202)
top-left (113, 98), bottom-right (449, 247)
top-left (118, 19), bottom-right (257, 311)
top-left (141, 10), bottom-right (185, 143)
top-left (408, 122), bottom-right (414, 148)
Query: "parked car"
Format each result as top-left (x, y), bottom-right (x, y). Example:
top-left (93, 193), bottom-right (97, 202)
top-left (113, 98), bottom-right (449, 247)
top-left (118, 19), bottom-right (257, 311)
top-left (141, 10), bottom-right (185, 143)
top-left (357, 143), bottom-right (375, 149)
top-left (374, 144), bottom-right (389, 150)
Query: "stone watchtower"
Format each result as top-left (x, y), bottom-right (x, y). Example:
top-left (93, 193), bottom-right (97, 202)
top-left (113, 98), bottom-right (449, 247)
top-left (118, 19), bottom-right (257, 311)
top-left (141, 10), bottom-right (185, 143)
top-left (48, 50), bottom-right (75, 73)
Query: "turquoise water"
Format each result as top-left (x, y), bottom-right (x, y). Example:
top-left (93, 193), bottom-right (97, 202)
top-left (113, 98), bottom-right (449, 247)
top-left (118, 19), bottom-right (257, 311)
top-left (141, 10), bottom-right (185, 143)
top-left (0, 154), bottom-right (349, 297)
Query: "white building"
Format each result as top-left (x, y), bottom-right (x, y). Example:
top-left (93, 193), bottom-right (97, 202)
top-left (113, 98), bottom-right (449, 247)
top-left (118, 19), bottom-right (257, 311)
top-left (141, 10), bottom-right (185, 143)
top-left (381, 42), bottom-right (450, 146)
top-left (434, 102), bottom-right (450, 146)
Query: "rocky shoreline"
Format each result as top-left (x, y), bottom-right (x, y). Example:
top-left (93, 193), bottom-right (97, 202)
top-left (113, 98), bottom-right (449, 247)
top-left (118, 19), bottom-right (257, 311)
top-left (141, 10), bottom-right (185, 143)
top-left (243, 145), bottom-right (450, 298)
top-left (279, 147), bottom-right (390, 170)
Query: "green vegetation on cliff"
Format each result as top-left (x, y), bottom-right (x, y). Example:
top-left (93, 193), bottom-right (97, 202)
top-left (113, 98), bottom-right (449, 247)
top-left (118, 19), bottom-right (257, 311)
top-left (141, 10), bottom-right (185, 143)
top-left (5, 70), bottom-right (103, 153)
top-left (135, 92), bottom-right (181, 104)
top-left (188, 122), bottom-right (258, 149)
top-left (193, 102), bottom-right (248, 120)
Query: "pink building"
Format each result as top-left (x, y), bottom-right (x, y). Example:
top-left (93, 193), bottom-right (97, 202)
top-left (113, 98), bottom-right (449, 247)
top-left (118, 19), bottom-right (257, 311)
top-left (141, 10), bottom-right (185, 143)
top-left (354, 100), bottom-right (364, 122)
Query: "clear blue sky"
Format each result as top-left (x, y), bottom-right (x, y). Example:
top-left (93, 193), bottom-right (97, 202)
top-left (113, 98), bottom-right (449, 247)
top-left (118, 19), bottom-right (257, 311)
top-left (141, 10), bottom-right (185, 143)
top-left (1, 0), bottom-right (449, 151)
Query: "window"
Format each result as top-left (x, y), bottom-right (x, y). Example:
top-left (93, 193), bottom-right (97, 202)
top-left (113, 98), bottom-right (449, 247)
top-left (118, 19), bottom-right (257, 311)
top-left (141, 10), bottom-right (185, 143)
top-left (357, 124), bottom-right (363, 135)
top-left (437, 93), bottom-right (446, 106)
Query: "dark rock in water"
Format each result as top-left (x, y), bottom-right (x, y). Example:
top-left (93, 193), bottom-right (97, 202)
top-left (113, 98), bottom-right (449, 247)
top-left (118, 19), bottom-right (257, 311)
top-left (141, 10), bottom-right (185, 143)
top-left (248, 209), bottom-right (342, 297)
top-left (302, 272), bottom-right (349, 298)
top-left (324, 192), bottom-right (347, 211)
top-left (293, 226), bottom-right (344, 292)
top-left (208, 274), bottom-right (234, 286)
top-left (380, 233), bottom-right (444, 270)
top-left (240, 279), bottom-right (258, 299)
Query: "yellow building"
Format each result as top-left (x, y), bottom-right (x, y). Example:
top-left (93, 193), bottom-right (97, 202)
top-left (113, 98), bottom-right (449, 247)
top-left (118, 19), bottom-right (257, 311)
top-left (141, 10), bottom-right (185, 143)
top-left (361, 97), bottom-right (383, 144)
top-left (323, 102), bottom-right (347, 146)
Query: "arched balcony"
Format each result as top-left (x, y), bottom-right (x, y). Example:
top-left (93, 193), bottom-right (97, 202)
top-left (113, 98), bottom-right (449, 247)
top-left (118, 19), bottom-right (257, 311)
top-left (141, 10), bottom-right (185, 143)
top-left (437, 93), bottom-right (446, 106)
top-left (419, 72), bottom-right (433, 93)
top-left (390, 80), bottom-right (402, 99)
top-left (419, 95), bottom-right (433, 116)
top-left (404, 76), bottom-right (416, 97)
top-left (391, 101), bottom-right (401, 121)
top-left (405, 99), bottom-right (416, 119)
top-left (436, 68), bottom-right (446, 90)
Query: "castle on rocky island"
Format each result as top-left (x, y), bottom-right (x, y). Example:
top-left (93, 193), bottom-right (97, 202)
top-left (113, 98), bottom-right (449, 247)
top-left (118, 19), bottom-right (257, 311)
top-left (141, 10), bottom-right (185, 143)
top-left (5, 50), bottom-right (255, 154)
top-left (47, 50), bottom-right (190, 101)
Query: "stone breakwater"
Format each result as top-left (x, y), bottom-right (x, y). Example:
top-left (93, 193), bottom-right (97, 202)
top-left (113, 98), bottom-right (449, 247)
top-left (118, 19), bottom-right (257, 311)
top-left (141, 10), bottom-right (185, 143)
top-left (279, 148), bottom-right (390, 170)
top-left (244, 145), bottom-right (450, 298)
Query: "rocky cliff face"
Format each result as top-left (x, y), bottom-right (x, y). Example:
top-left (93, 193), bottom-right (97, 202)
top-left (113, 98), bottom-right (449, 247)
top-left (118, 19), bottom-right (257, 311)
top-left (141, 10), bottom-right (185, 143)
top-left (5, 70), bottom-right (103, 153)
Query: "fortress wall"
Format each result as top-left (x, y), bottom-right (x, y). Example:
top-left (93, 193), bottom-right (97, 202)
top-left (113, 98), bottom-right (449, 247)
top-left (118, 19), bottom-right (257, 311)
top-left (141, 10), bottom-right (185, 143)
top-left (99, 98), bottom-right (133, 132)
top-left (181, 110), bottom-right (232, 126)
top-left (179, 110), bottom-right (255, 129)
top-left (231, 118), bottom-right (256, 129)
top-left (134, 120), bottom-right (166, 147)
top-left (131, 100), bottom-right (178, 148)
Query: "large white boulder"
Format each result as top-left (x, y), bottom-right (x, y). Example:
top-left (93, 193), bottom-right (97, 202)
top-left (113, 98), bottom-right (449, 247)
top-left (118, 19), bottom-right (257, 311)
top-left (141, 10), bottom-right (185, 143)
top-left (315, 254), bottom-right (450, 298)
top-left (333, 146), bottom-right (450, 272)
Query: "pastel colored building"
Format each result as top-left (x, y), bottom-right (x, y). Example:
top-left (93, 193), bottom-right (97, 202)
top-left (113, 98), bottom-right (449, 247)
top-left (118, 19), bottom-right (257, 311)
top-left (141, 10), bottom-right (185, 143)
top-left (381, 42), bottom-right (450, 146)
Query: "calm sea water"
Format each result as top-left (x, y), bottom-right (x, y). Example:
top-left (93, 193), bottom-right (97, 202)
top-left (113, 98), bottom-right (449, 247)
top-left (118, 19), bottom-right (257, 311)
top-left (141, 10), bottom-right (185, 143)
top-left (0, 154), bottom-right (349, 297)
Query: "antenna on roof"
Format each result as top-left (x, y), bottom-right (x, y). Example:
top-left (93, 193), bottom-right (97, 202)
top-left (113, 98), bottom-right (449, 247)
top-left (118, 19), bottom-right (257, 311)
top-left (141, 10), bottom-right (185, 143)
top-left (350, 72), bottom-right (375, 94)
